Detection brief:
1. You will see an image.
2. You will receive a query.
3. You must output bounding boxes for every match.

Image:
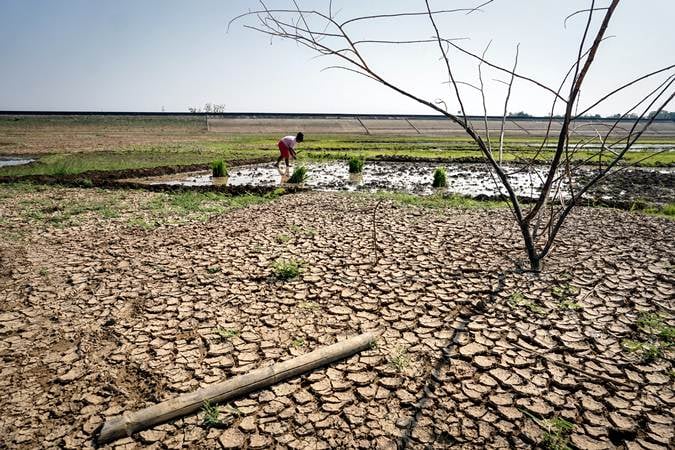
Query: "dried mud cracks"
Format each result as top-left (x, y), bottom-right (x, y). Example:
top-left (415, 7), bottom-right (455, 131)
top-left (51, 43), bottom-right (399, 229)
top-left (0, 191), bottom-right (673, 449)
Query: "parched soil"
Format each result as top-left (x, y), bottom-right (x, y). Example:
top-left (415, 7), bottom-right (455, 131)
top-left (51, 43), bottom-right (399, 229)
top-left (0, 116), bottom-right (213, 155)
top-left (0, 189), bottom-right (673, 449)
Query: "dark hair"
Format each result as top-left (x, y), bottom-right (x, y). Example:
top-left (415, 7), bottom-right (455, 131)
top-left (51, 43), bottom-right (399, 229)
top-left (296, 132), bottom-right (304, 142)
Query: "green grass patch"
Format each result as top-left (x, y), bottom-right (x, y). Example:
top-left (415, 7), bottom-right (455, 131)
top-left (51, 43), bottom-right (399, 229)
top-left (141, 190), bottom-right (282, 224)
top-left (644, 202), bottom-right (675, 220)
top-left (622, 311), bottom-right (674, 361)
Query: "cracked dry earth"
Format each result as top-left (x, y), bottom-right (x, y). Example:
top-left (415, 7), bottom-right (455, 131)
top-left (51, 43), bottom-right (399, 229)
top-left (1, 189), bottom-right (673, 449)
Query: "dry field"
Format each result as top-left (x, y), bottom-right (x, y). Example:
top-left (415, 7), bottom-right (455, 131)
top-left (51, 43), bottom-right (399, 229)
top-left (0, 184), bottom-right (673, 449)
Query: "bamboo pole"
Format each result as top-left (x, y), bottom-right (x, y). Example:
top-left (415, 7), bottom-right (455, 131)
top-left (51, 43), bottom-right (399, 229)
top-left (97, 332), bottom-right (376, 444)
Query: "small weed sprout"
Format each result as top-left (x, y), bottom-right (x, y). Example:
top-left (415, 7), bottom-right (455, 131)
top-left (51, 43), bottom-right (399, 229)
top-left (291, 337), bottom-right (305, 348)
top-left (215, 327), bottom-right (239, 340)
top-left (387, 347), bottom-right (410, 372)
top-left (38, 267), bottom-right (49, 277)
top-left (298, 301), bottom-right (320, 310)
top-left (508, 291), bottom-right (545, 315)
top-left (276, 234), bottom-right (291, 244)
top-left (348, 157), bottom-right (365, 174)
top-left (201, 400), bottom-right (221, 427)
top-left (212, 160), bottom-right (228, 178)
top-left (223, 404), bottom-right (242, 418)
top-left (432, 167), bottom-right (447, 188)
top-left (552, 283), bottom-right (580, 309)
top-left (206, 266), bottom-right (221, 274)
top-left (288, 166), bottom-right (308, 184)
top-left (622, 311), bottom-right (674, 361)
top-left (272, 259), bottom-right (302, 280)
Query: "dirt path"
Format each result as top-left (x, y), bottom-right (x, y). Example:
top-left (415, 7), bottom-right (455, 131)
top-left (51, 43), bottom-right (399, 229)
top-left (0, 190), bottom-right (672, 449)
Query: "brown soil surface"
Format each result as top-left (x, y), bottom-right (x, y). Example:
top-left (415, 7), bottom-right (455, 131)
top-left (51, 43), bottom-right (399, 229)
top-left (0, 189), bottom-right (673, 449)
top-left (0, 118), bottom-right (216, 155)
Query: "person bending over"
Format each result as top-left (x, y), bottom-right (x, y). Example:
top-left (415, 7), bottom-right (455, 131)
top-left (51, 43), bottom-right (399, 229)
top-left (276, 132), bottom-right (304, 168)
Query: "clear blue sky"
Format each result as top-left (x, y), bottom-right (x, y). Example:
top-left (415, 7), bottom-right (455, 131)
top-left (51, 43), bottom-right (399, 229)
top-left (0, 0), bottom-right (673, 115)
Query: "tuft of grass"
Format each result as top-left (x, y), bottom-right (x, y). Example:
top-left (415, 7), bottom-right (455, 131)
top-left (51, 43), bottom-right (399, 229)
top-left (38, 268), bottom-right (49, 277)
top-left (291, 338), bottom-right (305, 348)
top-left (541, 417), bottom-right (575, 450)
top-left (212, 160), bottom-right (227, 178)
top-left (348, 156), bottom-right (365, 174)
top-left (206, 266), bottom-right (221, 274)
top-left (272, 258), bottom-right (302, 280)
top-left (387, 347), bottom-right (410, 372)
top-left (215, 327), bottom-right (239, 340)
top-left (432, 167), bottom-right (447, 188)
top-left (201, 400), bottom-right (221, 427)
top-left (287, 166), bottom-right (308, 184)
top-left (521, 410), bottom-right (575, 450)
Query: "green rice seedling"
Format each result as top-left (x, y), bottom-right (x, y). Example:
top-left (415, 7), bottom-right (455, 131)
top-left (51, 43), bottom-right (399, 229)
top-left (211, 160), bottom-right (227, 178)
top-left (348, 156), bottom-right (365, 173)
top-left (432, 167), bottom-right (447, 188)
top-left (287, 166), bottom-right (308, 184)
top-left (272, 259), bottom-right (302, 280)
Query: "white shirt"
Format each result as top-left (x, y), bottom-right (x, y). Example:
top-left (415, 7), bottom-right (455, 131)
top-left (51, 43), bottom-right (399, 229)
top-left (281, 135), bottom-right (298, 150)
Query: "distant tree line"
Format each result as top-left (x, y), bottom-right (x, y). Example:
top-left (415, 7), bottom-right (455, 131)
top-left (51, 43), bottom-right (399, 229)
top-left (508, 110), bottom-right (675, 119)
top-left (188, 103), bottom-right (226, 113)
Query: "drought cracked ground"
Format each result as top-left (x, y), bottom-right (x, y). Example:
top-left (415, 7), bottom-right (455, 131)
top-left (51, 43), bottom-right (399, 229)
top-left (0, 187), bottom-right (673, 449)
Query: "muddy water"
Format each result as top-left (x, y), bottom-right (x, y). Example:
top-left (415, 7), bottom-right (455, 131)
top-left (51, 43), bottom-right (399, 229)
top-left (131, 161), bottom-right (675, 203)
top-left (0, 157), bottom-right (34, 167)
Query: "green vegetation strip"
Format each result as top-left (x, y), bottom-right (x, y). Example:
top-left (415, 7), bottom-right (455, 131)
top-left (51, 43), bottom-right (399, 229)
top-left (1, 133), bottom-right (672, 177)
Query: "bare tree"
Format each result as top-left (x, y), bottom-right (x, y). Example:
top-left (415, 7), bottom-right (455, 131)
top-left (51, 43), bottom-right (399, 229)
top-left (230, 0), bottom-right (674, 271)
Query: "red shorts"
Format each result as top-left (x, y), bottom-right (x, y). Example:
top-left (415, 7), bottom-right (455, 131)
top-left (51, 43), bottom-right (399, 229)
top-left (278, 141), bottom-right (291, 159)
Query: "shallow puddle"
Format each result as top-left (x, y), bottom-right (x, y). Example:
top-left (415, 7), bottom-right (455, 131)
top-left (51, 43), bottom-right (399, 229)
top-left (124, 160), bottom-right (675, 202)
top-left (0, 157), bottom-right (34, 167)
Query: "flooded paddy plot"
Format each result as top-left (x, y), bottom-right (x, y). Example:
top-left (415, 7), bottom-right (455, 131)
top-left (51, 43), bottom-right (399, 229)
top-left (128, 160), bottom-right (675, 203)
